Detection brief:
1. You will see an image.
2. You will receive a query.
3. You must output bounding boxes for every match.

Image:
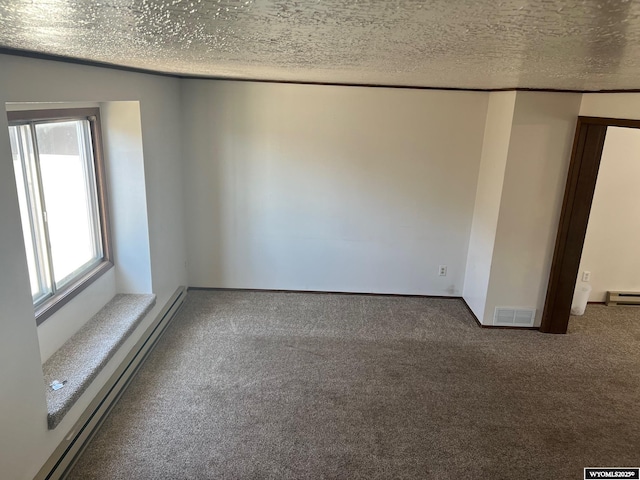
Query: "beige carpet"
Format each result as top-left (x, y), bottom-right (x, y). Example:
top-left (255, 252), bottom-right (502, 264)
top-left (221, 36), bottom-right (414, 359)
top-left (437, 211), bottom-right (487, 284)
top-left (67, 291), bottom-right (640, 479)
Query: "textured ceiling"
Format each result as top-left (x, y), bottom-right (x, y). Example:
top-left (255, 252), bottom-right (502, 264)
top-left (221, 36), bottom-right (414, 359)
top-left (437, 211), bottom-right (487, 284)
top-left (1, 0), bottom-right (640, 90)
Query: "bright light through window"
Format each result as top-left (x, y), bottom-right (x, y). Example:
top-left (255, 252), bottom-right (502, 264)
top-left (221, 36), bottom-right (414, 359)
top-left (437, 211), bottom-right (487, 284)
top-left (36, 121), bottom-right (103, 286)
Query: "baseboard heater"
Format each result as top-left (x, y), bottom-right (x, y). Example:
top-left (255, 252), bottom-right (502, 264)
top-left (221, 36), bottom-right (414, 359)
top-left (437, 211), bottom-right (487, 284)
top-left (606, 291), bottom-right (640, 306)
top-left (35, 286), bottom-right (187, 480)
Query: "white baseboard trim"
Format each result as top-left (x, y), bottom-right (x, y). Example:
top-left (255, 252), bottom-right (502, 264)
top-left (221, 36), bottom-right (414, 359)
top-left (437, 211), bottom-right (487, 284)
top-left (35, 286), bottom-right (187, 480)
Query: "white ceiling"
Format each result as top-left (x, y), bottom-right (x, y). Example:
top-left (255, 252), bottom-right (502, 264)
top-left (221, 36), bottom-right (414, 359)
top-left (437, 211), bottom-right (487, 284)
top-left (1, 0), bottom-right (639, 91)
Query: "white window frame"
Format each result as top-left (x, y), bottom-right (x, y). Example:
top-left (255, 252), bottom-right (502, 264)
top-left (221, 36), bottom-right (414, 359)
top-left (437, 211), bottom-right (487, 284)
top-left (7, 108), bottom-right (113, 324)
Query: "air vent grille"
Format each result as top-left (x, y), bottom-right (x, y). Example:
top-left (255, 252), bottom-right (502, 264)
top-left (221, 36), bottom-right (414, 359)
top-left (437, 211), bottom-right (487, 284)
top-left (493, 307), bottom-right (536, 327)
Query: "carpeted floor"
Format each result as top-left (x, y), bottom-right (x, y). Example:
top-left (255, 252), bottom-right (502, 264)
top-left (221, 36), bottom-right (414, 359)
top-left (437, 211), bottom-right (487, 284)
top-left (67, 291), bottom-right (640, 479)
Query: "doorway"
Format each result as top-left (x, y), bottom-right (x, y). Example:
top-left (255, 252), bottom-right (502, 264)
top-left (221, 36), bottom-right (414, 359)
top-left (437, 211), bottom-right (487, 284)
top-left (541, 116), bottom-right (640, 333)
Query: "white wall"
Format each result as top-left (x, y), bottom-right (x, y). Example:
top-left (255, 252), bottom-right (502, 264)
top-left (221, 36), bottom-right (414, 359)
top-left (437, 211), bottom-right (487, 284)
top-left (580, 93), bottom-right (640, 120)
top-left (483, 92), bottom-right (582, 325)
top-left (101, 101), bottom-right (153, 294)
top-left (182, 80), bottom-right (489, 295)
top-left (463, 92), bottom-right (516, 319)
top-left (0, 54), bottom-right (186, 480)
top-left (578, 127), bottom-right (640, 301)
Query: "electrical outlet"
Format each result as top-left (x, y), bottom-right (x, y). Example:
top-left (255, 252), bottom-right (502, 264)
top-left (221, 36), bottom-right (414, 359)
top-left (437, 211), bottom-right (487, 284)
top-left (439, 265), bottom-right (447, 276)
top-left (582, 271), bottom-right (591, 282)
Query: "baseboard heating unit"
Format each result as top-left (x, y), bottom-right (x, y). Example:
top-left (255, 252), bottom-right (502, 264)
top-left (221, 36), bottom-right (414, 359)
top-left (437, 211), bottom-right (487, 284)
top-left (606, 291), bottom-right (640, 306)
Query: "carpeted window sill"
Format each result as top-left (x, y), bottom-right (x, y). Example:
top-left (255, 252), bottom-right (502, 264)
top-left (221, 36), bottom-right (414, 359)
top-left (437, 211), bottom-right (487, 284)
top-left (42, 293), bottom-right (156, 429)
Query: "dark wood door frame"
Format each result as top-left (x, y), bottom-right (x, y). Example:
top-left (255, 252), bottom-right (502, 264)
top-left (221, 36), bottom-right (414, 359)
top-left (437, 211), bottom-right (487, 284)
top-left (540, 116), bottom-right (640, 333)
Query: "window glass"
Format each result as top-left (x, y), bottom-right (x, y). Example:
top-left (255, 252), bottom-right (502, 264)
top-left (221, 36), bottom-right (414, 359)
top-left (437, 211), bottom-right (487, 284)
top-left (9, 125), bottom-right (53, 301)
top-left (35, 120), bottom-right (103, 287)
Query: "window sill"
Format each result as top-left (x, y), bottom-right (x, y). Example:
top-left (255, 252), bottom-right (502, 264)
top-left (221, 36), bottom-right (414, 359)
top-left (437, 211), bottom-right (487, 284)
top-left (42, 293), bottom-right (156, 429)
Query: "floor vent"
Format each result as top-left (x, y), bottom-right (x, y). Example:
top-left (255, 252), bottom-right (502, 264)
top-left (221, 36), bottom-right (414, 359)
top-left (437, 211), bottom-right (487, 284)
top-left (494, 307), bottom-right (536, 327)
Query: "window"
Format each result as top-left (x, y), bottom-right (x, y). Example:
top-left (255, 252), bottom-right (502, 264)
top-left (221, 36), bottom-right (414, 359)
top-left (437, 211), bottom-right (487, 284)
top-left (7, 108), bottom-right (112, 324)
